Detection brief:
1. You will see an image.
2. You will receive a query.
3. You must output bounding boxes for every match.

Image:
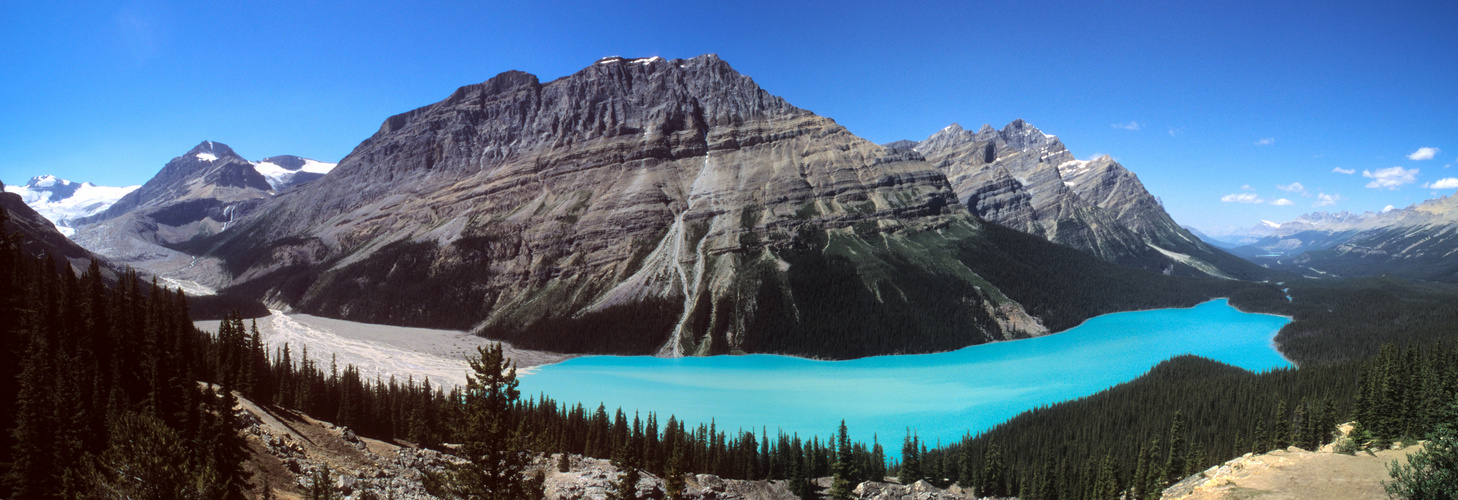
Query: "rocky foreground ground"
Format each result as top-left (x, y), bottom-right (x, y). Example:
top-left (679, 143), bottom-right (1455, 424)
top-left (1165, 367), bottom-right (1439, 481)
top-left (238, 390), bottom-right (1418, 500)
top-left (1162, 425), bottom-right (1421, 500)
top-left (234, 391), bottom-right (973, 499)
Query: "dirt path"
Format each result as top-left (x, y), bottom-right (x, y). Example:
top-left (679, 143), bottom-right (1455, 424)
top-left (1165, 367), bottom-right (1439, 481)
top-left (1164, 444), bottom-right (1420, 500)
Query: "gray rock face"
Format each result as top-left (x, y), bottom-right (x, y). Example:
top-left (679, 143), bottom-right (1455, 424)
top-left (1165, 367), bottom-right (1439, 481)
top-left (80, 141), bottom-right (272, 226)
top-left (0, 180), bottom-right (100, 272)
top-left (912, 121), bottom-right (1257, 278)
top-left (852, 480), bottom-right (970, 499)
top-left (169, 54), bottom-right (1262, 359)
top-left (69, 141), bottom-right (332, 293)
top-left (206, 54), bottom-right (1039, 357)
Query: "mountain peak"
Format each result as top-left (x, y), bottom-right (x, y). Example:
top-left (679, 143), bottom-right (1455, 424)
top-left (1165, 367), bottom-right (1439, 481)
top-left (185, 141), bottom-right (241, 163)
top-left (26, 175), bottom-right (68, 189)
top-left (998, 119), bottom-right (1058, 152)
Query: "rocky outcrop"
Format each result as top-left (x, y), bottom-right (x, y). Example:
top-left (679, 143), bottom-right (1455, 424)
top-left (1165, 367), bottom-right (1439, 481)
top-left (0, 179), bottom-right (103, 273)
top-left (852, 480), bottom-right (970, 499)
top-left (237, 385), bottom-right (805, 500)
top-left (910, 121), bottom-right (1260, 279)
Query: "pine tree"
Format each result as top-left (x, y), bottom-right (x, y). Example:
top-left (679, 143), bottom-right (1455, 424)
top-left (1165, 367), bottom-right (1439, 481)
top-left (608, 464), bottom-right (640, 500)
top-left (981, 443), bottom-right (1006, 498)
top-left (305, 466), bottom-right (339, 500)
top-left (664, 448), bottom-right (687, 500)
top-left (829, 420), bottom-right (855, 499)
top-left (1164, 411), bottom-right (1187, 487)
top-left (1272, 400), bottom-right (1291, 450)
top-left (1385, 398), bottom-right (1458, 498)
top-left (424, 343), bottom-right (530, 499)
top-left (898, 430), bottom-right (921, 485)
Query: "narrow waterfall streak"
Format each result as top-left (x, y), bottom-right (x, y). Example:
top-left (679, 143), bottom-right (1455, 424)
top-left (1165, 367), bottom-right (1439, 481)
top-left (663, 155), bottom-right (715, 357)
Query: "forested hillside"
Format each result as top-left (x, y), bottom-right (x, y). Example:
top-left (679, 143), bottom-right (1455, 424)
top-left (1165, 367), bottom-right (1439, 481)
top-left (908, 343), bottom-right (1458, 499)
top-left (0, 203), bottom-right (888, 498)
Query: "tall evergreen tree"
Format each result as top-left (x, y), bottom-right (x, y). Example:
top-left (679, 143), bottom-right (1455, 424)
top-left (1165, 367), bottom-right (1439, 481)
top-left (424, 343), bottom-right (531, 499)
top-left (829, 420), bottom-right (855, 499)
top-left (1163, 411), bottom-right (1187, 487)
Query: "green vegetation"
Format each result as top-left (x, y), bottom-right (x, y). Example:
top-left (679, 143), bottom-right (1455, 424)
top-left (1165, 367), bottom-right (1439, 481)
top-left (724, 219), bottom-right (1285, 359)
top-left (424, 344), bottom-right (531, 499)
top-left (1386, 400), bottom-right (1458, 499)
top-left (1274, 277), bottom-right (1458, 365)
top-left (903, 338), bottom-right (1458, 499)
top-left (1, 208), bottom-right (251, 497)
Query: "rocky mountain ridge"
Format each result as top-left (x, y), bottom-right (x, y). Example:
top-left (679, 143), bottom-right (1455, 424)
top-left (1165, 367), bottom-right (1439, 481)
top-left (901, 121), bottom-right (1260, 279)
top-left (65, 141), bottom-right (333, 293)
top-left (119, 54), bottom-right (1266, 359)
top-left (3, 175), bottom-right (138, 236)
top-left (1206, 192), bottom-right (1458, 281)
top-left (0, 179), bottom-right (102, 273)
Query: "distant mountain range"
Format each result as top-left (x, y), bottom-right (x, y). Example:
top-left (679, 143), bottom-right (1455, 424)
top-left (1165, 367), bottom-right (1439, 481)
top-left (1195, 194), bottom-right (1458, 281)
top-left (12, 54), bottom-right (1275, 358)
top-left (3, 176), bottom-right (138, 236)
top-left (55, 141), bottom-right (336, 293)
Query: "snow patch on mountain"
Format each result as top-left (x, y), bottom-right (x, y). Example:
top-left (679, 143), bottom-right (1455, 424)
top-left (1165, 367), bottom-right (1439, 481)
top-left (4, 176), bottom-right (139, 236)
top-left (251, 158), bottom-right (337, 190)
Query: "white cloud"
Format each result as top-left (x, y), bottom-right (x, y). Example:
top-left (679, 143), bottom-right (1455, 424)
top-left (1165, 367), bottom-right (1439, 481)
top-left (1254, 137), bottom-right (1275, 146)
top-left (1112, 121), bottom-right (1141, 131)
top-left (1167, 128), bottom-right (1180, 137)
top-left (1314, 193), bottom-right (1342, 207)
top-left (1240, 184), bottom-right (1255, 191)
top-left (1363, 166), bottom-right (1419, 190)
top-left (1382, 205), bottom-right (1396, 213)
top-left (1221, 193), bottom-right (1264, 204)
top-left (1423, 177), bottom-right (1458, 190)
top-left (1271, 198), bottom-right (1295, 206)
top-left (1407, 147), bottom-right (1439, 161)
top-left (1276, 182), bottom-right (1306, 193)
top-left (1332, 167), bottom-right (1356, 174)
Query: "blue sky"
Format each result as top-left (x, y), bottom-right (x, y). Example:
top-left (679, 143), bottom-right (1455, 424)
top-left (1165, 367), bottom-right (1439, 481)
top-left (2, 0), bottom-right (1454, 232)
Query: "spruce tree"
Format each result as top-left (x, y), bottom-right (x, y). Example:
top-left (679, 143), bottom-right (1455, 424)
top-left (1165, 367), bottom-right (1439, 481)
top-left (664, 448), bottom-right (686, 500)
top-left (1272, 400), bottom-right (1291, 450)
top-left (898, 430), bottom-right (921, 485)
top-left (981, 443), bottom-right (1006, 497)
top-left (424, 343), bottom-right (530, 499)
top-left (829, 420), bottom-right (854, 499)
top-left (1163, 411), bottom-right (1187, 487)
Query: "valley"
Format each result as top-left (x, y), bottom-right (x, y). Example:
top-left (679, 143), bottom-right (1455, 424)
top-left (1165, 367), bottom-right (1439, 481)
top-left (192, 299), bottom-right (1290, 447)
top-left (194, 311), bottom-right (572, 389)
top-left (1, 38), bottom-right (1453, 499)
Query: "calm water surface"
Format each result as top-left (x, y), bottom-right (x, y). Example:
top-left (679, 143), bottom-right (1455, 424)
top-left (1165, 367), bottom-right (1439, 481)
top-left (518, 299), bottom-right (1291, 444)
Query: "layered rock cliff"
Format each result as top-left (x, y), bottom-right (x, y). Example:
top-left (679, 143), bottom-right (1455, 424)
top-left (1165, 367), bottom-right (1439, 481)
top-left (181, 55), bottom-right (1259, 358)
top-left (907, 121), bottom-right (1262, 279)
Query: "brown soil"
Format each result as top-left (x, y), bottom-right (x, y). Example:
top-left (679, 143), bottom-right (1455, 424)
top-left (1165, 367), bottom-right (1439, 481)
top-left (1164, 444), bottom-right (1421, 500)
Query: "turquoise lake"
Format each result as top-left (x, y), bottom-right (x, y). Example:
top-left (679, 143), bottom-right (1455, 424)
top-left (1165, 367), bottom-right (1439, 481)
top-left (517, 299), bottom-right (1291, 444)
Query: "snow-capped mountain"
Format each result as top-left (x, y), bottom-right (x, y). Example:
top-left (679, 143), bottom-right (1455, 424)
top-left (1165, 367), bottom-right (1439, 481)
top-left (904, 120), bottom-right (1261, 279)
top-left (2, 175), bottom-right (139, 236)
top-left (62, 141), bottom-right (336, 294)
top-left (1204, 193), bottom-right (1458, 281)
top-left (251, 155), bottom-right (337, 191)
